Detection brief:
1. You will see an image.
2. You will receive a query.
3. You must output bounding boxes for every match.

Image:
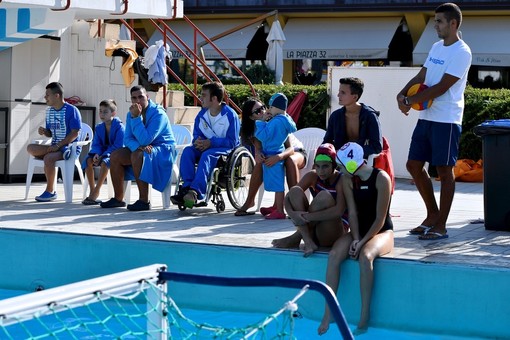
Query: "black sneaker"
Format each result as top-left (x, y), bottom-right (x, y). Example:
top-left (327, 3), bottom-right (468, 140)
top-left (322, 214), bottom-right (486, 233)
top-left (127, 200), bottom-right (151, 211)
top-left (100, 198), bottom-right (126, 208)
top-left (170, 185), bottom-right (189, 205)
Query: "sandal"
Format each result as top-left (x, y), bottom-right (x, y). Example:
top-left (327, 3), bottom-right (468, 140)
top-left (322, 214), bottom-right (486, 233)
top-left (419, 229), bottom-right (449, 240)
top-left (234, 210), bottom-right (255, 216)
top-left (409, 225), bottom-right (432, 235)
top-left (82, 197), bottom-right (101, 205)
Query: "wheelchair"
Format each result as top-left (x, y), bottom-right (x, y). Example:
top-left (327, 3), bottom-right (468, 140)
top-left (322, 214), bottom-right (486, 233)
top-left (174, 146), bottom-right (255, 213)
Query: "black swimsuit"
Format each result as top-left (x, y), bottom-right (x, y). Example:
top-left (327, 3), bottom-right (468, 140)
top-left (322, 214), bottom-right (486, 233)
top-left (352, 168), bottom-right (393, 238)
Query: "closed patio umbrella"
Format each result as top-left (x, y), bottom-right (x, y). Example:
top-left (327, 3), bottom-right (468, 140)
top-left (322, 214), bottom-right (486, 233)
top-left (265, 20), bottom-right (285, 85)
top-left (288, 90), bottom-right (308, 124)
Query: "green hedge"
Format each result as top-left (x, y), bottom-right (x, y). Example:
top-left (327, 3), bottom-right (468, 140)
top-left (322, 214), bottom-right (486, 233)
top-left (462, 87), bottom-right (510, 160)
top-left (168, 83), bottom-right (330, 130)
top-left (168, 84), bottom-right (510, 161)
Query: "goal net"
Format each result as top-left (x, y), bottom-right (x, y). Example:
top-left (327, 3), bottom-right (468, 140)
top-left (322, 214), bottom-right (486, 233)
top-left (0, 264), bottom-right (329, 339)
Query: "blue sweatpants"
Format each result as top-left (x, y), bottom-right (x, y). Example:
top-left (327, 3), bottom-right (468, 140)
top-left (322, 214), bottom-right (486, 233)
top-left (180, 146), bottom-right (226, 200)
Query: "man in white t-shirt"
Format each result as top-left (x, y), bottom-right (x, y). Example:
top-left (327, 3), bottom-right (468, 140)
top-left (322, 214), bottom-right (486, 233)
top-left (396, 2), bottom-right (472, 240)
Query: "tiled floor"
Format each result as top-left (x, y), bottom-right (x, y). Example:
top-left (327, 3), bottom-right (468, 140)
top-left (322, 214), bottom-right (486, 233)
top-left (1, 178), bottom-right (509, 269)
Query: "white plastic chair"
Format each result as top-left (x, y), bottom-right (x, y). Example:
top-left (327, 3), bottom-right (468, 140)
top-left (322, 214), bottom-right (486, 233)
top-left (292, 127), bottom-right (327, 179)
top-left (170, 124), bottom-right (193, 187)
top-left (124, 124), bottom-right (192, 209)
top-left (255, 127), bottom-right (326, 211)
top-left (25, 123), bottom-right (93, 203)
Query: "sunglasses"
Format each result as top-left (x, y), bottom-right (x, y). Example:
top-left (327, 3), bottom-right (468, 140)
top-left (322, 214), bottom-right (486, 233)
top-left (251, 105), bottom-right (266, 115)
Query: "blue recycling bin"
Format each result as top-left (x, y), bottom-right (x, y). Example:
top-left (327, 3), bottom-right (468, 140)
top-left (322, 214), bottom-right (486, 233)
top-left (474, 119), bottom-right (510, 231)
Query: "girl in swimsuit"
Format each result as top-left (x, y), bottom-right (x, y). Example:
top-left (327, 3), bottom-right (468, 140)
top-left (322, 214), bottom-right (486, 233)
top-left (278, 143), bottom-right (347, 257)
top-left (318, 142), bottom-right (393, 335)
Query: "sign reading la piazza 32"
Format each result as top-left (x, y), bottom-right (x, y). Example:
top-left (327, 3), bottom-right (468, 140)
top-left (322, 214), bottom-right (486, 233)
top-left (285, 49), bottom-right (387, 60)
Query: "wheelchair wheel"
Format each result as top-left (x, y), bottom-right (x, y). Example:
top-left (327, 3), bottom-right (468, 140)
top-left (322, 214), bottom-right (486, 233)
top-left (216, 200), bottom-right (225, 213)
top-left (225, 146), bottom-right (255, 210)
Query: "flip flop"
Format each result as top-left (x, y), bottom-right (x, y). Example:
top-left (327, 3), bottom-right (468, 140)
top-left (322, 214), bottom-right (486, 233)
top-left (234, 210), bottom-right (255, 216)
top-left (419, 231), bottom-right (449, 241)
top-left (409, 225), bottom-right (432, 235)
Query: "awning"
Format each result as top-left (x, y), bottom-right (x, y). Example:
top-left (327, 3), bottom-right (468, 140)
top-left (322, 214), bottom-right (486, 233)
top-left (147, 19), bottom-right (263, 59)
top-left (413, 17), bottom-right (510, 67)
top-left (282, 17), bottom-right (402, 60)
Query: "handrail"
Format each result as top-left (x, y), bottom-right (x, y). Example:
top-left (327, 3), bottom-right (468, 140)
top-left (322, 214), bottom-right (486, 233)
top-left (51, 0), bottom-right (71, 11)
top-left (182, 15), bottom-right (257, 100)
top-left (119, 19), bottom-right (201, 105)
top-left (159, 271), bottom-right (355, 340)
top-left (120, 15), bottom-right (262, 114)
top-left (151, 20), bottom-right (221, 88)
top-left (110, 0), bottom-right (128, 16)
top-left (197, 10), bottom-right (277, 50)
top-left (152, 19), bottom-right (234, 107)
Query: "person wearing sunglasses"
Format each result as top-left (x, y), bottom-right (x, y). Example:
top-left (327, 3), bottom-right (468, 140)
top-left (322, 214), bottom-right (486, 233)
top-left (236, 98), bottom-right (306, 218)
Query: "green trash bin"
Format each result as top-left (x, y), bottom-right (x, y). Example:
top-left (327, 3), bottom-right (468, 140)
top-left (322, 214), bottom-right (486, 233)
top-left (474, 119), bottom-right (510, 231)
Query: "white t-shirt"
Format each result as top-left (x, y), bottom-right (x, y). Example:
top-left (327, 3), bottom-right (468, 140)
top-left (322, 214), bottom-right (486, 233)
top-left (199, 109), bottom-right (229, 139)
top-left (421, 39), bottom-right (472, 124)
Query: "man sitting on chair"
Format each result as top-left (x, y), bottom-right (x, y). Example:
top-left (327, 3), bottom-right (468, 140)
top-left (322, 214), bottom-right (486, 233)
top-left (27, 82), bottom-right (82, 202)
top-left (171, 81), bottom-right (240, 208)
top-left (100, 85), bottom-right (175, 211)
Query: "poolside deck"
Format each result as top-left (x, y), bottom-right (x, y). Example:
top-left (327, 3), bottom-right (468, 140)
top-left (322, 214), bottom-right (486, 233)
top-left (1, 178), bottom-right (509, 269)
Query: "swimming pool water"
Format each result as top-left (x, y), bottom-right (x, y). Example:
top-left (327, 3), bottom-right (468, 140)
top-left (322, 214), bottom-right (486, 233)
top-left (0, 289), bottom-right (487, 340)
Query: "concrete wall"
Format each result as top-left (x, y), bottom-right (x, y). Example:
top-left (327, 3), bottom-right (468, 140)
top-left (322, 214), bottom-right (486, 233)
top-left (0, 38), bottom-right (61, 176)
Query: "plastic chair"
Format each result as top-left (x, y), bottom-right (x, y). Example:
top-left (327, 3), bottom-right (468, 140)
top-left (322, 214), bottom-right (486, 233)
top-left (292, 127), bottom-right (327, 179)
top-left (125, 124), bottom-right (192, 209)
top-left (255, 127), bottom-right (326, 211)
top-left (164, 124), bottom-right (193, 208)
top-left (170, 124), bottom-right (193, 187)
top-left (25, 123), bottom-right (93, 203)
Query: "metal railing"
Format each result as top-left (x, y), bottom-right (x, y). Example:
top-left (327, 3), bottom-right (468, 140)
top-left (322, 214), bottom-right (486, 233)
top-left (119, 19), bottom-right (202, 107)
top-left (120, 15), bottom-right (261, 113)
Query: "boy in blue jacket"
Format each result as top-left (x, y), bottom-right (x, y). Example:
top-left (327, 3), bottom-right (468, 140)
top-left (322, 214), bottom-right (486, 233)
top-left (171, 81), bottom-right (240, 208)
top-left (82, 99), bottom-right (125, 205)
top-left (255, 93), bottom-right (297, 219)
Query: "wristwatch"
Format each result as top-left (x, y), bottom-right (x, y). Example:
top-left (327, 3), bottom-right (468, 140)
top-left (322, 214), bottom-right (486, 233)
top-left (403, 96), bottom-right (410, 106)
